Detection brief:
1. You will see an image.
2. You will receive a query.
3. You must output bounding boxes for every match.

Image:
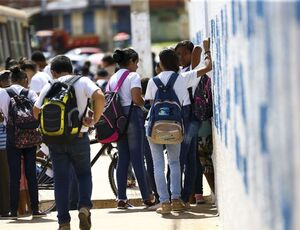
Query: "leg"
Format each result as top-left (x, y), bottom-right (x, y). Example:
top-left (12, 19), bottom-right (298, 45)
top-left (0, 149), bottom-right (10, 215)
top-left (23, 146), bottom-right (39, 212)
top-left (127, 108), bottom-right (150, 201)
top-left (48, 144), bottom-right (71, 225)
top-left (165, 143), bottom-right (181, 200)
top-left (148, 141), bottom-right (169, 203)
top-left (6, 144), bottom-right (22, 214)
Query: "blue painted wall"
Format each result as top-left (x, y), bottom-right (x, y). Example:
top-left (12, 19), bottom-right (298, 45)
top-left (189, 1), bottom-right (300, 230)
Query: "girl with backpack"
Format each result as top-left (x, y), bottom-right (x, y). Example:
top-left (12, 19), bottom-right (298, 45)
top-left (110, 48), bottom-right (155, 209)
top-left (144, 38), bottom-right (212, 214)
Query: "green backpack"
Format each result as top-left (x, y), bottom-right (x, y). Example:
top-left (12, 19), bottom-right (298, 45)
top-left (39, 76), bottom-right (84, 144)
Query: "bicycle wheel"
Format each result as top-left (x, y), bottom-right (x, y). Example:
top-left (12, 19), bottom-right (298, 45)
top-left (108, 154), bottom-right (142, 199)
top-left (36, 157), bottom-right (56, 213)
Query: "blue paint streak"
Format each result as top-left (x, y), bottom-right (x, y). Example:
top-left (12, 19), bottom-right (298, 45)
top-left (281, 199), bottom-right (292, 230)
top-left (234, 67), bottom-right (239, 105)
top-left (226, 89), bottom-right (231, 119)
top-left (238, 1), bottom-right (242, 21)
top-left (259, 105), bottom-right (268, 154)
top-left (242, 158), bottom-right (249, 193)
top-left (210, 19), bottom-right (215, 39)
top-left (256, 0), bottom-right (264, 17)
top-left (239, 64), bottom-right (247, 122)
top-left (235, 135), bottom-right (241, 170)
top-left (224, 123), bottom-right (228, 147)
top-left (246, 1), bottom-right (255, 38)
top-left (296, 1), bottom-right (300, 23)
top-left (264, 11), bottom-right (273, 100)
top-left (231, 0), bottom-right (236, 35)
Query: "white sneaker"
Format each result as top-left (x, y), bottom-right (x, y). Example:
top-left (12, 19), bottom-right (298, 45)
top-left (147, 203), bottom-right (162, 211)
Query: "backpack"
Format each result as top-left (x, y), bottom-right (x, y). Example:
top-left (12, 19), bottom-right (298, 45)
top-left (95, 70), bottom-right (130, 144)
top-left (5, 88), bottom-right (41, 148)
top-left (39, 76), bottom-right (84, 144)
top-left (188, 74), bottom-right (213, 121)
top-left (146, 73), bottom-right (184, 145)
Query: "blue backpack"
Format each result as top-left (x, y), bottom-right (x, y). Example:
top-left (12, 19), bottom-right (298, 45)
top-left (147, 73), bottom-right (184, 144)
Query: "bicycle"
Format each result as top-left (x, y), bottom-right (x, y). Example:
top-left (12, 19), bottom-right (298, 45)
top-left (36, 138), bottom-right (142, 213)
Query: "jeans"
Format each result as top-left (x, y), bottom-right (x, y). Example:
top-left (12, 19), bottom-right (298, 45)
top-left (194, 156), bottom-right (203, 194)
top-left (116, 106), bottom-right (150, 201)
top-left (0, 149), bottom-right (10, 215)
top-left (48, 133), bottom-right (92, 224)
top-left (6, 144), bottom-right (38, 213)
top-left (180, 105), bottom-right (201, 202)
top-left (148, 141), bottom-right (181, 203)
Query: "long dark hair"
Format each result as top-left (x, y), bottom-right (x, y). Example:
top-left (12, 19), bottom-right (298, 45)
top-left (159, 48), bottom-right (179, 72)
top-left (113, 48), bottom-right (138, 68)
top-left (9, 65), bottom-right (27, 83)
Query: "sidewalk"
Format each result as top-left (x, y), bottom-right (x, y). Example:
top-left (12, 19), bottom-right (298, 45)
top-left (0, 201), bottom-right (220, 230)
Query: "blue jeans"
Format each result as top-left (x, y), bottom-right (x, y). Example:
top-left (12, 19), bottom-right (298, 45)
top-left (116, 106), bottom-right (150, 201)
top-left (180, 105), bottom-right (201, 202)
top-left (48, 134), bottom-right (92, 224)
top-left (148, 141), bottom-right (181, 203)
top-left (6, 144), bottom-right (38, 213)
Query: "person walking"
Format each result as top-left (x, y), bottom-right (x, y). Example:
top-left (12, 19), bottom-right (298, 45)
top-left (33, 55), bottom-right (105, 230)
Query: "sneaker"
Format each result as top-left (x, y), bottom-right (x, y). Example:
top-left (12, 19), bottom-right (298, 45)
top-left (156, 202), bottom-right (171, 214)
top-left (0, 212), bottom-right (18, 220)
top-left (144, 196), bottom-right (156, 208)
top-left (58, 222), bottom-right (70, 230)
top-left (117, 200), bottom-right (132, 209)
top-left (78, 207), bottom-right (91, 230)
top-left (32, 210), bottom-right (47, 218)
top-left (147, 203), bottom-right (161, 211)
top-left (195, 194), bottom-right (205, 204)
top-left (171, 198), bottom-right (188, 212)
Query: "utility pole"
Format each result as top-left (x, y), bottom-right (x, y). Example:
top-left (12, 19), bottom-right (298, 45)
top-left (130, 0), bottom-right (153, 78)
top-left (106, 0), bottom-right (114, 52)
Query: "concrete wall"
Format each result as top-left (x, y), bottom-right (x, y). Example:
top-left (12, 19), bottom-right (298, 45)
top-left (188, 1), bottom-right (300, 230)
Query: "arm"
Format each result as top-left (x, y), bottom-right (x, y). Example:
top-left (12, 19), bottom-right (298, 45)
top-left (196, 38), bottom-right (212, 77)
top-left (131, 87), bottom-right (145, 106)
top-left (91, 89), bottom-right (105, 123)
top-left (33, 106), bottom-right (40, 120)
top-left (191, 45), bottom-right (202, 70)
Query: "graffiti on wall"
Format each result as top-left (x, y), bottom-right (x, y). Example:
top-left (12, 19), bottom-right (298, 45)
top-left (190, 1), bottom-right (299, 230)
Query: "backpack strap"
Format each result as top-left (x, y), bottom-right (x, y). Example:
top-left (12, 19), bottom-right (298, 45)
top-left (20, 88), bottom-right (29, 98)
top-left (5, 88), bottom-right (17, 98)
top-left (166, 72), bottom-right (179, 89)
top-left (187, 87), bottom-right (194, 104)
top-left (64, 75), bottom-right (81, 86)
top-left (152, 77), bottom-right (165, 90)
top-left (106, 70), bottom-right (130, 92)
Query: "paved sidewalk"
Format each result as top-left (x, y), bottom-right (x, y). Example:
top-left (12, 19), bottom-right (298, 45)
top-left (0, 202), bottom-right (220, 230)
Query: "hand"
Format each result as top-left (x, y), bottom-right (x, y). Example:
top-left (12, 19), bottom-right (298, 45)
top-left (82, 117), bottom-right (95, 127)
top-left (203, 37), bottom-right (210, 52)
top-left (0, 113), bottom-right (4, 122)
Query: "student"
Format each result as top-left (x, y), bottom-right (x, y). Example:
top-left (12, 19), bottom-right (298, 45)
top-left (0, 70), bottom-right (11, 218)
top-left (0, 66), bottom-right (45, 219)
top-left (33, 55), bottom-right (105, 230)
top-left (175, 40), bottom-right (205, 205)
top-left (20, 59), bottom-right (52, 95)
top-left (145, 38), bottom-right (212, 214)
top-left (110, 48), bottom-right (155, 209)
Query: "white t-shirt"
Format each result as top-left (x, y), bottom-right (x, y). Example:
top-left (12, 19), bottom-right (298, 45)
top-left (108, 69), bottom-right (141, 106)
top-left (35, 75), bottom-right (100, 118)
top-left (0, 85), bottom-right (38, 125)
top-left (145, 70), bottom-right (200, 106)
top-left (30, 71), bottom-right (52, 94)
top-left (43, 64), bottom-right (52, 78)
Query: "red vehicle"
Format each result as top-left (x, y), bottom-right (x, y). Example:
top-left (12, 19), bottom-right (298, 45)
top-left (34, 29), bottom-right (100, 54)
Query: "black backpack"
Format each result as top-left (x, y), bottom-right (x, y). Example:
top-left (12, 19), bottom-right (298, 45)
top-left (39, 76), bottom-right (86, 144)
top-left (6, 88), bottom-right (41, 148)
top-left (188, 74), bottom-right (213, 121)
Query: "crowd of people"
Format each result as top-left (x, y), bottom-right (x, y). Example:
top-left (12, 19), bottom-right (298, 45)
top-left (0, 37), bottom-right (213, 230)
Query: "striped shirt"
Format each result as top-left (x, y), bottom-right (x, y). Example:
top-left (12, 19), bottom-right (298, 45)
top-left (0, 122), bottom-right (6, 150)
